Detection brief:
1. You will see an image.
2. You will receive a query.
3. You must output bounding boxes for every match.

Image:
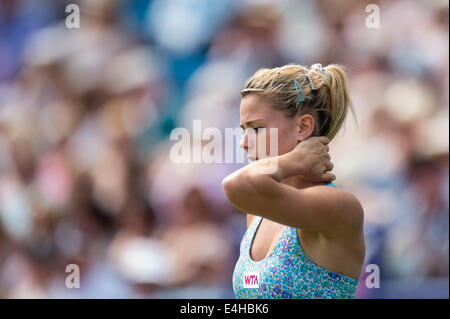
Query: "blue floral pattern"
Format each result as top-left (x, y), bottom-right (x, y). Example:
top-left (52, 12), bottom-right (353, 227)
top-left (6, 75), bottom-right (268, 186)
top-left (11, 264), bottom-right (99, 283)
top-left (232, 183), bottom-right (359, 299)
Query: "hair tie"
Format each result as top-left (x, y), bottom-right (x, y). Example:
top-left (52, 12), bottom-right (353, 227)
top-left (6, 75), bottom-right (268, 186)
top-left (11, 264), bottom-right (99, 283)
top-left (311, 63), bottom-right (331, 82)
top-left (304, 71), bottom-right (315, 90)
top-left (294, 80), bottom-right (305, 102)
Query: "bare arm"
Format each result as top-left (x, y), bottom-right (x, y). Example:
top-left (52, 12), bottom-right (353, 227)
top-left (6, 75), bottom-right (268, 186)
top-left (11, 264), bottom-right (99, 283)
top-left (223, 137), bottom-right (363, 237)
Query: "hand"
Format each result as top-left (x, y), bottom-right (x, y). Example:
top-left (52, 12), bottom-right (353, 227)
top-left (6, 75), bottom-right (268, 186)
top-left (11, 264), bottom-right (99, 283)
top-left (287, 136), bottom-right (335, 183)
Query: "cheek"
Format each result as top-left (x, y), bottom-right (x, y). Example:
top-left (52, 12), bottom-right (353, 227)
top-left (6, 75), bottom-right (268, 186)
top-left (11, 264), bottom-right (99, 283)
top-left (252, 131), bottom-right (279, 156)
top-left (255, 128), bottom-right (296, 156)
top-left (275, 127), bottom-right (298, 155)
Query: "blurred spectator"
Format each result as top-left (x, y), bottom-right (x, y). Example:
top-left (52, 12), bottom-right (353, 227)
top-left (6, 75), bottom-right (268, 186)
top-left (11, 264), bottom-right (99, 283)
top-left (0, 0), bottom-right (448, 298)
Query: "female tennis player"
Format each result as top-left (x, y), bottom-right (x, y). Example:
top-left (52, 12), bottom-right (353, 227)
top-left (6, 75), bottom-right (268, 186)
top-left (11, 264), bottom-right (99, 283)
top-left (222, 63), bottom-right (365, 299)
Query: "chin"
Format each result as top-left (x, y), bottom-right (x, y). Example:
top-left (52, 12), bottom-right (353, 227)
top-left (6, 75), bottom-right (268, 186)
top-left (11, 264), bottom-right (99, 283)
top-left (246, 153), bottom-right (257, 161)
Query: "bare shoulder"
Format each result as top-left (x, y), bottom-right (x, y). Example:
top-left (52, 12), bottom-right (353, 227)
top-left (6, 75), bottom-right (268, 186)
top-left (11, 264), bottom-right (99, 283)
top-left (308, 185), bottom-right (364, 235)
top-left (247, 214), bottom-right (257, 229)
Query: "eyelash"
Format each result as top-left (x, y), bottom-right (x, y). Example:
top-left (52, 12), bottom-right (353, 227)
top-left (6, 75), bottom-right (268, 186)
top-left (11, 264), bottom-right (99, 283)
top-left (242, 127), bottom-right (262, 133)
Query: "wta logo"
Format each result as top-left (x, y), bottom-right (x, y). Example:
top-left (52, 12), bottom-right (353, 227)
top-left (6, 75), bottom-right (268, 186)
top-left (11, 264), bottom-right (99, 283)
top-left (243, 272), bottom-right (260, 288)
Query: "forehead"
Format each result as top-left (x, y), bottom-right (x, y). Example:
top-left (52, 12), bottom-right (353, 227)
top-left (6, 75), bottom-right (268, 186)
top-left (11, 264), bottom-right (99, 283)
top-left (240, 94), bottom-right (277, 122)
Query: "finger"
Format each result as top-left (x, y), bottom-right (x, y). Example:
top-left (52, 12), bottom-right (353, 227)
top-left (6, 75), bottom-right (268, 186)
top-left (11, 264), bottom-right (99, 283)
top-left (320, 172), bottom-right (336, 182)
top-left (324, 144), bottom-right (329, 152)
top-left (326, 162), bottom-right (334, 171)
top-left (321, 163), bottom-right (333, 173)
top-left (321, 152), bottom-right (330, 160)
top-left (318, 136), bottom-right (330, 145)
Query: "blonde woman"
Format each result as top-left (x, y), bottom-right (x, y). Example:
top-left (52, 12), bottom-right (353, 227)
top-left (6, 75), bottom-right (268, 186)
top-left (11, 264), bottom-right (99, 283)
top-left (222, 63), bottom-right (365, 299)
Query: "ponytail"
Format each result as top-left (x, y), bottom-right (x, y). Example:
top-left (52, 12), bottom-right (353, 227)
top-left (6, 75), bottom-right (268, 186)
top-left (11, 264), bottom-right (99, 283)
top-left (323, 64), bottom-right (357, 140)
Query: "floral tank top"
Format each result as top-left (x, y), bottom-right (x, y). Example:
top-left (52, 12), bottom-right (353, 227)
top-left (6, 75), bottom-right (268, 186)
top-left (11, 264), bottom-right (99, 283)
top-left (232, 182), bottom-right (359, 299)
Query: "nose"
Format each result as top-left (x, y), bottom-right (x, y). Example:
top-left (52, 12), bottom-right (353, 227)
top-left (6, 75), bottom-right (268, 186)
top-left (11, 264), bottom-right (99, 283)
top-left (240, 132), bottom-right (248, 151)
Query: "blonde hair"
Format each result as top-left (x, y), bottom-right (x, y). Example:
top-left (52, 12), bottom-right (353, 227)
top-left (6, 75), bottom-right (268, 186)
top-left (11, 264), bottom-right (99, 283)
top-left (241, 64), bottom-right (357, 141)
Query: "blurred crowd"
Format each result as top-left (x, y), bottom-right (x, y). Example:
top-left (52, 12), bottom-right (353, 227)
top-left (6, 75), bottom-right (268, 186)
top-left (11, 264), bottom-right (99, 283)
top-left (0, 0), bottom-right (448, 298)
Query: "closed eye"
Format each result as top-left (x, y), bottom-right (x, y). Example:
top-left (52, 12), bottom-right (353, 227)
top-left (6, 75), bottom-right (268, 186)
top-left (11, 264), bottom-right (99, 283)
top-left (240, 126), bottom-right (264, 134)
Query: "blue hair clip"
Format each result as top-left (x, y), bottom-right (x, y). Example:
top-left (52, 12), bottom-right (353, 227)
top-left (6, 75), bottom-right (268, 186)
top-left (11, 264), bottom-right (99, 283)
top-left (294, 80), bottom-right (305, 102)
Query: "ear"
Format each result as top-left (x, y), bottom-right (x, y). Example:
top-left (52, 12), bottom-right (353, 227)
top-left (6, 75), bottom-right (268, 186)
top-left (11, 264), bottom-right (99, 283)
top-left (296, 113), bottom-right (315, 141)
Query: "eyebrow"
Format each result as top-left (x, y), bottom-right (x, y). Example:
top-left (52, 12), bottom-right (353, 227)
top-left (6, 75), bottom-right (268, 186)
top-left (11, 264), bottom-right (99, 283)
top-left (240, 119), bottom-right (265, 130)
